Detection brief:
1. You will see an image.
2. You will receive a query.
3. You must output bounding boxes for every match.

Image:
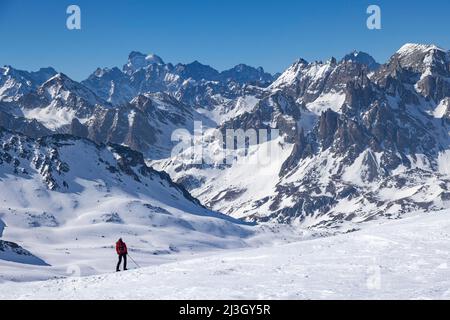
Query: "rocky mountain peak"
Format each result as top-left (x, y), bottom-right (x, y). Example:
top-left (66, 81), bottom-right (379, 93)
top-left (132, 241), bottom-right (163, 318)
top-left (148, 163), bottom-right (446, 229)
top-left (41, 73), bottom-right (92, 96)
top-left (341, 51), bottom-right (380, 71)
top-left (269, 58), bottom-right (309, 89)
top-left (396, 43), bottom-right (445, 56)
top-left (5, 44), bottom-right (450, 228)
top-left (92, 67), bottom-right (123, 78)
top-left (220, 64), bottom-right (274, 85)
top-left (1, 66), bottom-right (11, 76)
top-left (175, 61), bottom-right (220, 81)
top-left (0, 66), bottom-right (58, 102)
top-left (35, 72), bottom-right (110, 113)
top-left (124, 51), bottom-right (165, 75)
top-left (391, 43), bottom-right (449, 74)
top-left (145, 53), bottom-right (165, 65)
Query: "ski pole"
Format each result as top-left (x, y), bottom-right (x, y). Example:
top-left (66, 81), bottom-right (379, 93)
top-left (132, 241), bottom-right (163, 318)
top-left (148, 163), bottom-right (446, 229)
top-left (127, 252), bottom-right (141, 268)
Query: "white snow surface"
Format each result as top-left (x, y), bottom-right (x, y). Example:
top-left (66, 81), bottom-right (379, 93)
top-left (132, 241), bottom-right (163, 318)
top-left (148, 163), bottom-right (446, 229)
top-left (153, 136), bottom-right (294, 219)
top-left (306, 91), bottom-right (346, 115)
top-left (1, 210), bottom-right (450, 299)
top-left (396, 43), bottom-right (446, 57)
top-left (196, 95), bottom-right (260, 125)
top-left (22, 103), bottom-right (82, 130)
top-left (0, 133), bottom-right (275, 282)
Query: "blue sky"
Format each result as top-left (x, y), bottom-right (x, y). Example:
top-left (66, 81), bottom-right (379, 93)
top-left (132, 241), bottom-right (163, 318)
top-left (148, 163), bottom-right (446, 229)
top-left (0, 0), bottom-right (449, 80)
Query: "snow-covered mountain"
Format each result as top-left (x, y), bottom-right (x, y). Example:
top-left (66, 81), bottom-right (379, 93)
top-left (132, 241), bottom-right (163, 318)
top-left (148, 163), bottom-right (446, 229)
top-left (76, 92), bottom-right (214, 159)
top-left (123, 51), bottom-right (165, 75)
top-left (154, 44), bottom-right (450, 227)
top-left (341, 51), bottom-right (381, 71)
top-left (5, 43), bottom-right (450, 296)
top-left (83, 52), bottom-right (274, 115)
top-left (0, 129), bottom-right (255, 279)
top-left (82, 67), bottom-right (136, 106)
top-left (2, 44), bottom-right (450, 230)
top-left (1, 68), bottom-right (215, 159)
top-left (0, 66), bottom-right (57, 102)
top-left (1, 72), bottom-right (112, 133)
top-left (0, 54), bottom-right (276, 162)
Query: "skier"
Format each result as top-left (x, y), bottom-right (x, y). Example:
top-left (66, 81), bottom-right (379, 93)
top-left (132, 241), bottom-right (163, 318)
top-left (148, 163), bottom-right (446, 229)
top-left (116, 238), bottom-right (128, 272)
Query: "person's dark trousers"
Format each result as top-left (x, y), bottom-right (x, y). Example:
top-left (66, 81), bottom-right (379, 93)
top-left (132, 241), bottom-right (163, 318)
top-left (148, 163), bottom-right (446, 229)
top-left (116, 254), bottom-right (127, 271)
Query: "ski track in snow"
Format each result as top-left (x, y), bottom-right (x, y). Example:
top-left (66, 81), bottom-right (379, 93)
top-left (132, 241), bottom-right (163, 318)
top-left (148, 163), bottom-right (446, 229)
top-left (1, 210), bottom-right (450, 300)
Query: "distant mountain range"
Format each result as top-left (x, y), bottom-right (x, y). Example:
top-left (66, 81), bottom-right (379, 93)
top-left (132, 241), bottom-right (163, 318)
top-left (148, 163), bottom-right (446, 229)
top-left (2, 43), bottom-right (450, 229)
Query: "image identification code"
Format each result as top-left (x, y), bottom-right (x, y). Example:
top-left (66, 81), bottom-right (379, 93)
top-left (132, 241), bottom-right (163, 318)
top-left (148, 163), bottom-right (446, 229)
top-left (179, 304), bottom-right (271, 318)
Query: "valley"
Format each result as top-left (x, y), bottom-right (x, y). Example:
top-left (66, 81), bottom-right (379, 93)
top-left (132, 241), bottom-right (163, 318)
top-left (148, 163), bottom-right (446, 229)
top-left (1, 43), bottom-right (450, 299)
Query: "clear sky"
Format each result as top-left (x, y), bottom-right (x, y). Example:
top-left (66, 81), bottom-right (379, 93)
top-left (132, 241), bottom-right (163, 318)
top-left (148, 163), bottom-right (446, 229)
top-left (1, 0), bottom-right (449, 80)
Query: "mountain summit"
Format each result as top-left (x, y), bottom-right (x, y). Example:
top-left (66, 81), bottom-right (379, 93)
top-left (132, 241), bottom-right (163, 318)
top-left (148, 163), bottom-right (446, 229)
top-left (341, 51), bottom-right (380, 71)
top-left (123, 51), bottom-right (165, 75)
top-left (2, 44), bottom-right (450, 229)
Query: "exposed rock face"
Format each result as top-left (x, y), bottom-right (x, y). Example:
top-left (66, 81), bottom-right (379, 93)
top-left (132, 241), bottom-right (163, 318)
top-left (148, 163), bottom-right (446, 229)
top-left (0, 66), bottom-right (57, 102)
top-left (78, 92), bottom-right (207, 158)
top-left (0, 128), bottom-right (200, 208)
top-left (82, 67), bottom-right (136, 106)
top-left (83, 52), bottom-right (275, 112)
top-left (252, 44), bottom-right (450, 225)
top-left (155, 44), bottom-right (450, 228)
top-left (269, 58), bottom-right (367, 106)
top-left (220, 64), bottom-right (273, 86)
top-left (0, 240), bottom-right (49, 266)
top-left (4, 45), bottom-right (450, 228)
top-left (0, 110), bottom-right (51, 138)
top-left (0, 54), bottom-right (276, 161)
top-left (342, 51), bottom-right (381, 71)
top-left (0, 67), bottom-right (213, 159)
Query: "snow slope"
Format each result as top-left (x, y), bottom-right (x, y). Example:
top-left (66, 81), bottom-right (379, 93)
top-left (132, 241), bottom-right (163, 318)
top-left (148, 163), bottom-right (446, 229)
top-left (154, 136), bottom-right (294, 218)
top-left (0, 130), bottom-right (263, 282)
top-left (1, 210), bottom-right (450, 300)
top-left (0, 240), bottom-right (49, 266)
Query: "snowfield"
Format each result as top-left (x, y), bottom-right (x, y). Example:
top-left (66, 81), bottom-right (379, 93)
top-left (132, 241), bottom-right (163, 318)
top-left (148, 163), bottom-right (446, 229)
top-left (3, 43), bottom-right (450, 300)
top-left (1, 210), bottom-right (450, 300)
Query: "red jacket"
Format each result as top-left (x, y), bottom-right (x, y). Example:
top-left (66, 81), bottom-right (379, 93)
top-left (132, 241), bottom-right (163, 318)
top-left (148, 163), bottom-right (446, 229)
top-left (116, 240), bottom-right (128, 255)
